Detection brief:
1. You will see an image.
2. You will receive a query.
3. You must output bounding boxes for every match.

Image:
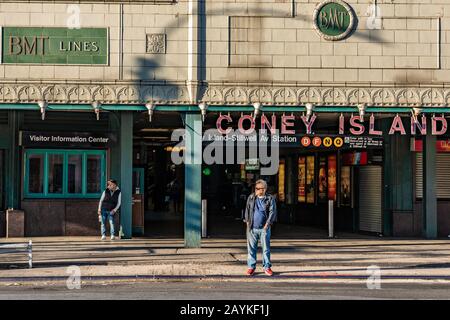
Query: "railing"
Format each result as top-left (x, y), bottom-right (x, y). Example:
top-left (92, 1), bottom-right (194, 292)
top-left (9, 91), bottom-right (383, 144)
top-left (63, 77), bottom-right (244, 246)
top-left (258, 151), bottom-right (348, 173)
top-left (0, 240), bottom-right (33, 268)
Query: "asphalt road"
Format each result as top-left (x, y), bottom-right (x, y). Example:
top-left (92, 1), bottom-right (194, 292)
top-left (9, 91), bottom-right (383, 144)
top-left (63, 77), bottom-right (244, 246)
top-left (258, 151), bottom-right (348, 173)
top-left (0, 280), bottom-right (449, 300)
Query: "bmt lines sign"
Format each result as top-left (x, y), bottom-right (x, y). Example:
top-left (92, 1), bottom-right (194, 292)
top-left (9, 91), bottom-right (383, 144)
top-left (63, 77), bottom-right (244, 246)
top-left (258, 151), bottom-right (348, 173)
top-left (1, 27), bottom-right (108, 65)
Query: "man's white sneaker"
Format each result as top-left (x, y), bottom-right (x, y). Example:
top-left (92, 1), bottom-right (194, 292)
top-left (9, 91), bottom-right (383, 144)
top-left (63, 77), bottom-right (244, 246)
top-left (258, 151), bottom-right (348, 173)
top-left (111, 235), bottom-right (115, 240)
top-left (101, 235), bottom-right (106, 241)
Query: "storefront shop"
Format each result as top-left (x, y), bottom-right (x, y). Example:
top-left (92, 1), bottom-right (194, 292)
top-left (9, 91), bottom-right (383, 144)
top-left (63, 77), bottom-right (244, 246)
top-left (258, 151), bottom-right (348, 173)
top-left (20, 130), bottom-right (115, 236)
top-left (21, 112), bottom-right (117, 236)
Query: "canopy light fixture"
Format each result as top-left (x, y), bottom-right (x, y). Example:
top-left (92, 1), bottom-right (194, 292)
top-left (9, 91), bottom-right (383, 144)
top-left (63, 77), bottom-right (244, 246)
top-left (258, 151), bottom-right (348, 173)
top-left (253, 102), bottom-right (262, 119)
top-left (38, 100), bottom-right (47, 120)
top-left (412, 107), bottom-right (423, 119)
top-left (145, 103), bottom-right (156, 122)
top-left (92, 101), bottom-right (101, 121)
top-left (357, 103), bottom-right (367, 120)
top-left (199, 102), bottom-right (208, 122)
top-left (305, 103), bottom-right (315, 120)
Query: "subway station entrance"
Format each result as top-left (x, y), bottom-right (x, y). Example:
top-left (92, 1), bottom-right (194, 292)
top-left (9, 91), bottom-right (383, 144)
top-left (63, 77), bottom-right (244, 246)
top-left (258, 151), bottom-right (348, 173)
top-left (130, 108), bottom-right (449, 241)
top-left (200, 111), bottom-right (385, 238)
top-left (133, 111), bottom-right (185, 238)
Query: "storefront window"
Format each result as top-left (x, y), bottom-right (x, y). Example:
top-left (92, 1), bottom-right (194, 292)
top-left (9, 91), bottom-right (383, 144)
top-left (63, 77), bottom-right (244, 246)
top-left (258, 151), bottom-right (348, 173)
top-left (298, 157), bottom-right (306, 203)
top-left (306, 156), bottom-right (315, 204)
top-left (278, 159), bottom-right (285, 202)
top-left (48, 154), bottom-right (63, 194)
top-left (341, 166), bottom-right (351, 206)
top-left (87, 155), bottom-right (102, 194)
top-left (25, 149), bottom-right (106, 198)
top-left (318, 156), bottom-right (327, 202)
top-left (68, 154), bottom-right (83, 194)
top-left (28, 154), bottom-right (44, 194)
top-left (327, 155), bottom-right (337, 201)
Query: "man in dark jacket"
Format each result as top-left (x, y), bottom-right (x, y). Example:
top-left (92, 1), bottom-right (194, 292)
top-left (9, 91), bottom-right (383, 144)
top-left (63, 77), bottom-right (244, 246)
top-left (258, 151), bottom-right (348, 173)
top-left (244, 179), bottom-right (277, 276)
top-left (98, 179), bottom-right (121, 241)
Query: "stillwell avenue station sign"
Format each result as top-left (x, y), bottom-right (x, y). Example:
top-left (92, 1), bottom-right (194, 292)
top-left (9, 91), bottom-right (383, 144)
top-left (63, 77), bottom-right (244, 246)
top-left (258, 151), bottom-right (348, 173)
top-left (1, 27), bottom-right (108, 64)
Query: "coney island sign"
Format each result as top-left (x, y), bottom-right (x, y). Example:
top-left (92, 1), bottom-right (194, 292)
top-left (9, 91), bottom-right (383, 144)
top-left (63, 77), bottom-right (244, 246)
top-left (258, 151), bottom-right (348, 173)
top-left (215, 114), bottom-right (449, 136)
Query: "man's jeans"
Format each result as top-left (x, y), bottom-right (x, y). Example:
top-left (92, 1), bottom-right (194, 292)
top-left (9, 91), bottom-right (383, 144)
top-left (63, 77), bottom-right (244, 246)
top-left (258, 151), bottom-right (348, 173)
top-left (100, 209), bottom-right (115, 236)
top-left (247, 227), bottom-right (271, 270)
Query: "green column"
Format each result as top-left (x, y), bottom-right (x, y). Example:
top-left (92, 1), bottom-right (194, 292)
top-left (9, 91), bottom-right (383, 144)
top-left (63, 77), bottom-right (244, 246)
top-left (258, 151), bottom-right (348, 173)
top-left (120, 112), bottom-right (133, 239)
top-left (184, 113), bottom-right (202, 248)
top-left (422, 133), bottom-right (437, 238)
top-left (7, 111), bottom-right (21, 210)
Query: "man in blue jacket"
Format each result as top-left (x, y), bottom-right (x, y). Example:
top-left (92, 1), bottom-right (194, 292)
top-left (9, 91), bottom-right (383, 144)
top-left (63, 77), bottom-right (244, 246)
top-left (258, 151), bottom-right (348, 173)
top-left (244, 179), bottom-right (277, 276)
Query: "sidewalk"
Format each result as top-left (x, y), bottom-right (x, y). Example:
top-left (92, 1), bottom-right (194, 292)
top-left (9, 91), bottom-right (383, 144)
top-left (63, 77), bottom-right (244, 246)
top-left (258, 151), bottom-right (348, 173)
top-left (1, 235), bottom-right (450, 285)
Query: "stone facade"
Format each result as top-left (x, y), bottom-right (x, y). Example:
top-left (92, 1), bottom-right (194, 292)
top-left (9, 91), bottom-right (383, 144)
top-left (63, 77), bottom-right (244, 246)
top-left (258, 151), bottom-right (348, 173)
top-left (0, 0), bottom-right (449, 106)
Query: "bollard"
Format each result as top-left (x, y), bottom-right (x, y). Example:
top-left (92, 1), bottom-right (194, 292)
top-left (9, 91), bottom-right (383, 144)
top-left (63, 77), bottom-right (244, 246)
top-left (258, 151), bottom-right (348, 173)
top-left (202, 199), bottom-right (207, 238)
top-left (28, 240), bottom-right (33, 268)
top-left (328, 200), bottom-right (334, 238)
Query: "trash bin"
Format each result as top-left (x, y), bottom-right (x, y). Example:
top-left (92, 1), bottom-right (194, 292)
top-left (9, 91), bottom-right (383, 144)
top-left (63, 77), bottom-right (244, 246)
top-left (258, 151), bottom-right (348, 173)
top-left (6, 209), bottom-right (25, 238)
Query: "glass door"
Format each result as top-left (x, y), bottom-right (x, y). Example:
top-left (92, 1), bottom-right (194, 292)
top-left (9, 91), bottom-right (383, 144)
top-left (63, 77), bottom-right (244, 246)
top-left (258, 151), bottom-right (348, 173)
top-left (132, 168), bottom-right (145, 235)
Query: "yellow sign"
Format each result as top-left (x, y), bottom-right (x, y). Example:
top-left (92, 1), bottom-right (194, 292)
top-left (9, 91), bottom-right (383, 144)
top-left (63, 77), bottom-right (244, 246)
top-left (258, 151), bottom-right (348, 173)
top-left (334, 137), bottom-right (344, 148)
top-left (323, 137), bottom-right (333, 147)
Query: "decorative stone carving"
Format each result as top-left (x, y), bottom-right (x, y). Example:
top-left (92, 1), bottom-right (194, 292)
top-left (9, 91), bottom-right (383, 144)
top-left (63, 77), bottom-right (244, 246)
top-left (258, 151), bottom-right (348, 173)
top-left (146, 34), bottom-right (166, 54)
top-left (0, 81), bottom-right (449, 109)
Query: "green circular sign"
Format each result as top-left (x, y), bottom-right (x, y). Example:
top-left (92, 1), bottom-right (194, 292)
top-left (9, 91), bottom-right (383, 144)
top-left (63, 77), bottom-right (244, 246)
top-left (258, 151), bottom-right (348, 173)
top-left (313, 1), bottom-right (355, 41)
top-left (202, 167), bottom-right (211, 176)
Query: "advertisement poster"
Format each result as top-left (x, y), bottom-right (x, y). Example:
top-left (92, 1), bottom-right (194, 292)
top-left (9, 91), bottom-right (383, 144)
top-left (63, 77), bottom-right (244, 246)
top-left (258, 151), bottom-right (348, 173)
top-left (341, 166), bottom-right (351, 206)
top-left (240, 164), bottom-right (246, 180)
top-left (342, 151), bottom-right (368, 165)
top-left (328, 154), bottom-right (337, 201)
top-left (306, 156), bottom-right (315, 204)
top-left (278, 159), bottom-right (285, 202)
top-left (318, 156), bottom-right (327, 202)
top-left (298, 157), bottom-right (306, 202)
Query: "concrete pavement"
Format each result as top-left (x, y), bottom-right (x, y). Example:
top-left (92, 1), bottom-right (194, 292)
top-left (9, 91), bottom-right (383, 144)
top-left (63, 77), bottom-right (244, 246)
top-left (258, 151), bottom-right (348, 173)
top-left (1, 234), bottom-right (450, 286)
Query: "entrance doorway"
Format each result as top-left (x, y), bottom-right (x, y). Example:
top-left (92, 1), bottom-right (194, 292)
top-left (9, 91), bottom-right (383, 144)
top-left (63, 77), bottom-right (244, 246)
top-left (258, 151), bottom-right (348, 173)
top-left (199, 112), bottom-right (386, 239)
top-left (0, 150), bottom-right (4, 211)
top-left (133, 112), bottom-right (185, 238)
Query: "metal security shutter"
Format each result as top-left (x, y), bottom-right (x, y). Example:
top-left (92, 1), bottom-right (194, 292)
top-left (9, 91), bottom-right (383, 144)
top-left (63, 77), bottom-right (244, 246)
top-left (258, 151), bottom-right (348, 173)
top-left (416, 153), bottom-right (450, 199)
top-left (359, 166), bottom-right (382, 233)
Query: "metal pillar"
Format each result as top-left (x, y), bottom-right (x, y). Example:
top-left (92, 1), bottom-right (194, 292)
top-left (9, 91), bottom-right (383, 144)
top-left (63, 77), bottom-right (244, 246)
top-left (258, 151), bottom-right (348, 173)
top-left (184, 113), bottom-right (202, 248)
top-left (202, 199), bottom-right (207, 238)
top-left (120, 112), bottom-right (133, 239)
top-left (328, 200), bottom-right (334, 238)
top-left (422, 132), bottom-right (437, 239)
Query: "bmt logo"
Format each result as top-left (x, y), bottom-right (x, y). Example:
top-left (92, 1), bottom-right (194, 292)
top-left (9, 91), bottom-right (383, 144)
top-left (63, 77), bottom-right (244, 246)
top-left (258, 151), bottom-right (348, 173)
top-left (318, 6), bottom-right (347, 30)
top-left (8, 36), bottom-right (49, 56)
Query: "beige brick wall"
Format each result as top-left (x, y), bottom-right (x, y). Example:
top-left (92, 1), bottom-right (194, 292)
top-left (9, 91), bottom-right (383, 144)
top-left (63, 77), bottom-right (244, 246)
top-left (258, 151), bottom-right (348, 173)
top-left (207, 0), bottom-right (449, 83)
top-left (0, 0), bottom-right (449, 85)
top-left (0, 1), bottom-right (188, 81)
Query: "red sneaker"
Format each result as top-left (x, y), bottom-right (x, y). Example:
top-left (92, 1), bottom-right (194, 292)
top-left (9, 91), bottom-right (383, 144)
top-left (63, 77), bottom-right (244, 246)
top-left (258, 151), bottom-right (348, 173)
top-left (264, 268), bottom-right (273, 276)
top-left (246, 268), bottom-right (255, 276)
